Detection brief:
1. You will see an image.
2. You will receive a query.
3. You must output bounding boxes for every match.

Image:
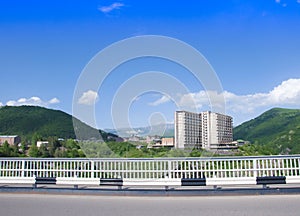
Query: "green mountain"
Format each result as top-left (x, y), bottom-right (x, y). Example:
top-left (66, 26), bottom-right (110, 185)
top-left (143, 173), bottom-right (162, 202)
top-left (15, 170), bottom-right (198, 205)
top-left (234, 108), bottom-right (300, 154)
top-left (0, 106), bottom-right (116, 141)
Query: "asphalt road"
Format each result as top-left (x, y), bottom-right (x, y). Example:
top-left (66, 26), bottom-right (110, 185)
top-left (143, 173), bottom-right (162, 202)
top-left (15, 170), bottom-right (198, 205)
top-left (0, 193), bottom-right (299, 216)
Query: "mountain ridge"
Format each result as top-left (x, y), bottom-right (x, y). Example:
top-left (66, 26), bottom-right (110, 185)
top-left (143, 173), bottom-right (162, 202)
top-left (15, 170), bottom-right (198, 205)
top-left (234, 107), bottom-right (300, 154)
top-left (0, 105), bottom-right (117, 141)
top-left (104, 123), bottom-right (174, 137)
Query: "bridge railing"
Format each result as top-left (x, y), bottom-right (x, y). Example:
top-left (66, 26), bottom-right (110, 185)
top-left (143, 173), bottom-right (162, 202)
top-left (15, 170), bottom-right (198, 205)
top-left (0, 155), bottom-right (300, 187)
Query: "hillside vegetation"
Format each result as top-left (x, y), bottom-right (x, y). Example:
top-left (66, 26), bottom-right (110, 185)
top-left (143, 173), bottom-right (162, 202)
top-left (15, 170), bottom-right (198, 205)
top-left (234, 108), bottom-right (300, 154)
top-left (0, 106), bottom-right (115, 141)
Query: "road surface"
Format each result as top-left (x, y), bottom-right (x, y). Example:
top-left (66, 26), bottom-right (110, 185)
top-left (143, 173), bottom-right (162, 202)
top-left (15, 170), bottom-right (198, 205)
top-left (0, 193), bottom-right (299, 216)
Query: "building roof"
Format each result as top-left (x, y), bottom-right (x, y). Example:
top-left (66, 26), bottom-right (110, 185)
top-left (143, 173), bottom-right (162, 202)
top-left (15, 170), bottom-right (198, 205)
top-left (0, 135), bottom-right (19, 138)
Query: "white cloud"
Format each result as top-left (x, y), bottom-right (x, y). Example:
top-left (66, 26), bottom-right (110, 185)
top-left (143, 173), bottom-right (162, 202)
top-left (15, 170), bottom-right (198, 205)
top-left (267, 79), bottom-right (300, 103)
top-left (179, 79), bottom-right (300, 112)
top-left (78, 90), bottom-right (99, 105)
top-left (179, 91), bottom-right (229, 109)
top-left (178, 91), bottom-right (206, 109)
top-left (275, 0), bottom-right (281, 3)
top-left (148, 95), bottom-right (171, 106)
top-left (178, 78), bottom-right (300, 124)
top-left (0, 102), bottom-right (3, 107)
top-left (49, 97), bottom-right (60, 104)
top-left (5, 97), bottom-right (60, 107)
top-left (98, 2), bottom-right (124, 13)
top-left (298, 0), bottom-right (300, 4)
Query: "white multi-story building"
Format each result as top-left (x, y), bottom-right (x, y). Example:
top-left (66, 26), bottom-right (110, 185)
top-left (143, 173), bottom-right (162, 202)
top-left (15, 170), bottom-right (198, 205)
top-left (174, 111), bottom-right (233, 150)
top-left (174, 111), bottom-right (201, 149)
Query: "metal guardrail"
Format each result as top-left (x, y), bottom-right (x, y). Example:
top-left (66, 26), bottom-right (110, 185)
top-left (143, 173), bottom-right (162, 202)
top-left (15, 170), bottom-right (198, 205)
top-left (0, 155), bottom-right (300, 187)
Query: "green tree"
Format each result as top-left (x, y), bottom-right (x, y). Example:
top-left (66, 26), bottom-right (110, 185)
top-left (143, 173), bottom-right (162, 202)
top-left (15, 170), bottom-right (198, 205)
top-left (39, 144), bottom-right (50, 158)
top-left (31, 132), bottom-right (42, 146)
top-left (28, 143), bottom-right (40, 157)
top-left (64, 139), bottom-right (79, 149)
top-left (0, 141), bottom-right (22, 157)
top-left (20, 143), bottom-right (26, 154)
top-left (11, 144), bottom-right (20, 156)
top-left (0, 141), bottom-right (13, 156)
top-left (54, 148), bottom-right (68, 158)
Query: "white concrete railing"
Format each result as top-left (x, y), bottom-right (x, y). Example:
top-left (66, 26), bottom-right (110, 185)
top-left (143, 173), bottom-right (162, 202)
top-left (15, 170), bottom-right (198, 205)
top-left (0, 155), bottom-right (300, 187)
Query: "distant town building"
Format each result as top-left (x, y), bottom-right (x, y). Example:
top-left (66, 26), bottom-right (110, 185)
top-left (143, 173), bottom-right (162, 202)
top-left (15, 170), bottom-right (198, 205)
top-left (145, 135), bottom-right (161, 144)
top-left (151, 137), bottom-right (174, 148)
top-left (0, 135), bottom-right (21, 146)
top-left (174, 111), bottom-right (233, 150)
top-left (231, 140), bottom-right (246, 147)
top-left (151, 138), bottom-right (162, 148)
top-left (36, 141), bottom-right (49, 148)
top-left (161, 137), bottom-right (174, 147)
top-left (123, 135), bottom-right (141, 142)
top-left (136, 145), bottom-right (145, 149)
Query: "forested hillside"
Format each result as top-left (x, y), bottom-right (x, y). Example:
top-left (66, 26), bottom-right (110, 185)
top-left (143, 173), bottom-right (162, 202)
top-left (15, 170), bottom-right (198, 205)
top-left (234, 108), bottom-right (300, 154)
top-left (0, 106), bottom-right (116, 141)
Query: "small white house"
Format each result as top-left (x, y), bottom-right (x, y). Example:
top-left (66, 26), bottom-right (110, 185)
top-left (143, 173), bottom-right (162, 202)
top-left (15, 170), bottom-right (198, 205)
top-left (36, 141), bottom-right (49, 148)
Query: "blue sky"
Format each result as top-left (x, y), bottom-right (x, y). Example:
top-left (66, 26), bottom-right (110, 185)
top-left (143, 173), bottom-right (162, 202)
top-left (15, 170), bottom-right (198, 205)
top-left (1, 0), bottom-right (300, 130)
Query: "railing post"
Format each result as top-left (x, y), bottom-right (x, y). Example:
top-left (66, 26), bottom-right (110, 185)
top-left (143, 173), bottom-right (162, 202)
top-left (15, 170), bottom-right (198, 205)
top-left (168, 160), bottom-right (171, 179)
top-left (91, 160), bottom-right (95, 178)
top-left (21, 160), bottom-right (25, 178)
top-left (253, 159), bottom-right (257, 178)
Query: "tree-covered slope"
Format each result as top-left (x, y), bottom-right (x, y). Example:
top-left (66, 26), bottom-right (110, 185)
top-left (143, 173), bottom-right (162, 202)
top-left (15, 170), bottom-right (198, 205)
top-left (234, 108), bottom-right (300, 154)
top-left (0, 106), bottom-right (116, 141)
